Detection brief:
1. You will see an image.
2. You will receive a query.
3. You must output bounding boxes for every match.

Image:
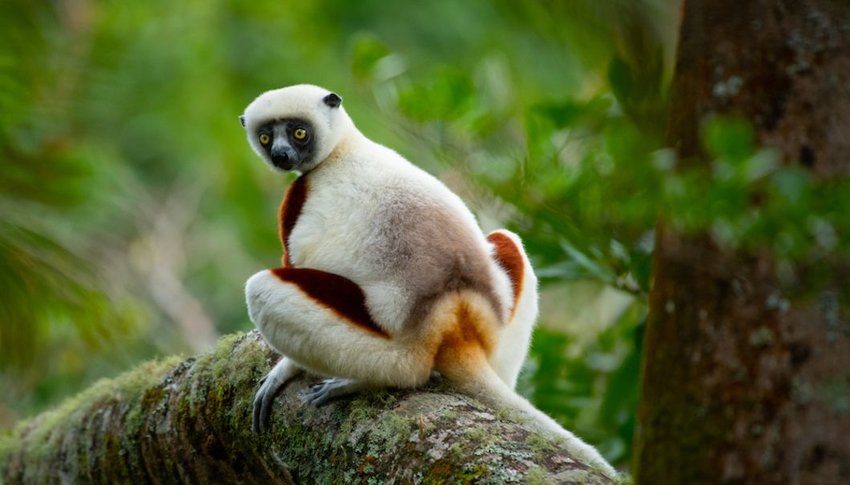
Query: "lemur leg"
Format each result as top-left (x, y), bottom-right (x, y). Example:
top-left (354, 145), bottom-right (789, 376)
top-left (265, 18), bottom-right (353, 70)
top-left (246, 268), bottom-right (433, 423)
top-left (253, 356), bottom-right (303, 433)
top-left (487, 230), bottom-right (539, 390)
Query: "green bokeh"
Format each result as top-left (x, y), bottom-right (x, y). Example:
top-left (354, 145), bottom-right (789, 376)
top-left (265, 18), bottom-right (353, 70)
top-left (12, 0), bottom-right (846, 471)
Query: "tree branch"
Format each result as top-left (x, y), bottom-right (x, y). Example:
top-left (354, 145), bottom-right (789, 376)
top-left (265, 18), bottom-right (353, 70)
top-left (1, 331), bottom-right (617, 483)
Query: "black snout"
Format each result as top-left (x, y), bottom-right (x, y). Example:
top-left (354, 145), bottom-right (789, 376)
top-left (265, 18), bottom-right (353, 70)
top-left (271, 152), bottom-right (291, 170)
top-left (271, 146), bottom-right (299, 170)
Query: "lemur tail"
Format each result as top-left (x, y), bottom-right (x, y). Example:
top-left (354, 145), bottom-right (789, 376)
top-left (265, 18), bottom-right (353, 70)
top-left (437, 346), bottom-right (618, 480)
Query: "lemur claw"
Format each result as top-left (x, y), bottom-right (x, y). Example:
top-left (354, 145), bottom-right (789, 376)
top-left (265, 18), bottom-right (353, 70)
top-left (252, 372), bottom-right (285, 434)
top-left (303, 378), bottom-right (360, 407)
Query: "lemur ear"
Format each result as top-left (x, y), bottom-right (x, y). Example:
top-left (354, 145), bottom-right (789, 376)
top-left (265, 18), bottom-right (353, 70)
top-left (323, 93), bottom-right (342, 109)
top-left (239, 115), bottom-right (246, 127)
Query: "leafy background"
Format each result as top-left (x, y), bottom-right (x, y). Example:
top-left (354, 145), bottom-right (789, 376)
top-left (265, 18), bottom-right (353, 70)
top-left (1, 0), bottom-right (692, 468)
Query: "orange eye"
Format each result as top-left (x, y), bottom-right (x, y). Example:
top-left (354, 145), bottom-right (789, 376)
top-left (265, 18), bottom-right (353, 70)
top-left (259, 133), bottom-right (270, 145)
top-left (293, 128), bottom-right (308, 141)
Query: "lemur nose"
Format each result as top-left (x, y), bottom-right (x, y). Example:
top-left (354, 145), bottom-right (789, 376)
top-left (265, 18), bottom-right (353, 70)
top-left (271, 154), bottom-right (292, 170)
top-left (270, 144), bottom-right (298, 170)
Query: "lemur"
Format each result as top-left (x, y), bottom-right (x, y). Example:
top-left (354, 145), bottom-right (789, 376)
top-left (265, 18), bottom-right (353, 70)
top-left (240, 84), bottom-right (616, 477)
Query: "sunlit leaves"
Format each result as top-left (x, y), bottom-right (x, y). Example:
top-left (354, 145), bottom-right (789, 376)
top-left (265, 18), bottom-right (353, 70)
top-left (702, 115), bottom-right (756, 164)
top-left (0, 219), bottom-right (140, 370)
top-left (397, 68), bottom-right (476, 123)
top-left (608, 49), bottom-right (667, 126)
top-left (350, 34), bottom-right (392, 81)
top-left (532, 97), bottom-right (612, 129)
top-left (655, 115), bottom-right (849, 265)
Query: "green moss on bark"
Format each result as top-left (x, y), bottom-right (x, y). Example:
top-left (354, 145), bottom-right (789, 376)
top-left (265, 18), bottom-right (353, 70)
top-left (2, 332), bottom-right (617, 484)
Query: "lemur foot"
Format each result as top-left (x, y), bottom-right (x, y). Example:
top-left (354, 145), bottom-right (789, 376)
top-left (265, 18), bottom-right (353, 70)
top-left (302, 378), bottom-right (369, 406)
top-left (252, 358), bottom-right (302, 433)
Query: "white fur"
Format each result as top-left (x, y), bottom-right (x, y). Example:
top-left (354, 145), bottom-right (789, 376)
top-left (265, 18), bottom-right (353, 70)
top-left (242, 85), bottom-right (616, 478)
top-left (246, 270), bottom-right (431, 387)
top-left (284, 135), bottom-right (508, 334)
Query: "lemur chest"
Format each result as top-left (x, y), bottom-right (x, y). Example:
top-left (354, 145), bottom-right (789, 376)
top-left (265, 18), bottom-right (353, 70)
top-left (279, 174), bottom-right (393, 274)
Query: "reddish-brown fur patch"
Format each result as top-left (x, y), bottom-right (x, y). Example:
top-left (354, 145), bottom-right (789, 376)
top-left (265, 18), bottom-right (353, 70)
top-left (278, 176), bottom-right (309, 267)
top-left (433, 301), bottom-right (494, 375)
top-left (487, 232), bottom-right (525, 318)
top-left (271, 267), bottom-right (390, 339)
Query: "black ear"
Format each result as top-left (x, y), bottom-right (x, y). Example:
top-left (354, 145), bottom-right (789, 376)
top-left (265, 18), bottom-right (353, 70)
top-left (323, 92), bottom-right (342, 109)
top-left (239, 115), bottom-right (246, 127)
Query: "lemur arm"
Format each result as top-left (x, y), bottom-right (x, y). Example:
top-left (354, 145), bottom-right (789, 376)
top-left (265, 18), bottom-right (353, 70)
top-left (246, 266), bottom-right (434, 432)
top-left (278, 175), bottom-right (308, 268)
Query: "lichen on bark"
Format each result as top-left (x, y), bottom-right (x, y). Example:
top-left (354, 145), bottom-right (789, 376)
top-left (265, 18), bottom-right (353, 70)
top-left (2, 331), bottom-right (618, 484)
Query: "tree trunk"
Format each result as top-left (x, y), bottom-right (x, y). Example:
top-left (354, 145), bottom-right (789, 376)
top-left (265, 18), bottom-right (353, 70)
top-left (1, 331), bottom-right (616, 484)
top-left (634, 1), bottom-right (850, 484)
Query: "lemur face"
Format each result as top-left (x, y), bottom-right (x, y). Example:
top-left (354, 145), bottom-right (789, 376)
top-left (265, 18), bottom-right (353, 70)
top-left (240, 85), bottom-right (347, 174)
top-left (255, 119), bottom-right (315, 171)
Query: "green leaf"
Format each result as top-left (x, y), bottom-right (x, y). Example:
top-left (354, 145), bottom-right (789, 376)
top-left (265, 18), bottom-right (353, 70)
top-left (701, 116), bottom-right (756, 163)
top-left (396, 68), bottom-right (475, 122)
top-left (608, 55), bottom-right (635, 105)
top-left (532, 97), bottom-right (612, 128)
top-left (743, 148), bottom-right (780, 182)
top-left (558, 239), bottom-right (616, 285)
top-left (771, 166), bottom-right (810, 204)
top-left (350, 34), bottom-right (391, 80)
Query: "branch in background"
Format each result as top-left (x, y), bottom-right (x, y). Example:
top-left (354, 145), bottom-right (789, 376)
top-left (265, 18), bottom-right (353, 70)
top-left (135, 180), bottom-right (218, 353)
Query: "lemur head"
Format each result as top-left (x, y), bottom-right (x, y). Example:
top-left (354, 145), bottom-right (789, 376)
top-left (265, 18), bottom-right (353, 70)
top-left (240, 84), bottom-right (352, 173)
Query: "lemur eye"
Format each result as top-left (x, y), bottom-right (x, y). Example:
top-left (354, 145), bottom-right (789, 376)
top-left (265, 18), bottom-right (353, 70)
top-left (293, 128), bottom-right (308, 141)
top-left (259, 133), bottom-right (270, 145)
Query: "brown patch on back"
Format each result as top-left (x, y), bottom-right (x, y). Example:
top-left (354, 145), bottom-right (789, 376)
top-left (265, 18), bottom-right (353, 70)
top-left (487, 232), bottom-right (525, 318)
top-left (271, 267), bottom-right (390, 339)
top-left (371, 198), bottom-right (504, 329)
top-left (278, 176), bottom-right (309, 267)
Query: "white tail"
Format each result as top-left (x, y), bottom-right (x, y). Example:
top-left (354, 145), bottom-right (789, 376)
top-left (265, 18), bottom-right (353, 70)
top-left (441, 353), bottom-right (618, 480)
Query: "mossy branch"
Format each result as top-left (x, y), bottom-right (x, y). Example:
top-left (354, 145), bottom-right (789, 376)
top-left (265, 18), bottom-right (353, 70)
top-left (1, 331), bottom-right (617, 484)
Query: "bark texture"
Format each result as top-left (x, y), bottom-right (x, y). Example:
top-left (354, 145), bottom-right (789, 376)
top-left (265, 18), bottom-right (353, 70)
top-left (635, 1), bottom-right (850, 484)
top-left (0, 331), bottom-right (616, 484)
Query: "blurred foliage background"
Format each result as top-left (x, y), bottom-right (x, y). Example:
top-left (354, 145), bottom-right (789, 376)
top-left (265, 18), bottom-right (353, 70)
top-left (0, 0), bottom-right (687, 467)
